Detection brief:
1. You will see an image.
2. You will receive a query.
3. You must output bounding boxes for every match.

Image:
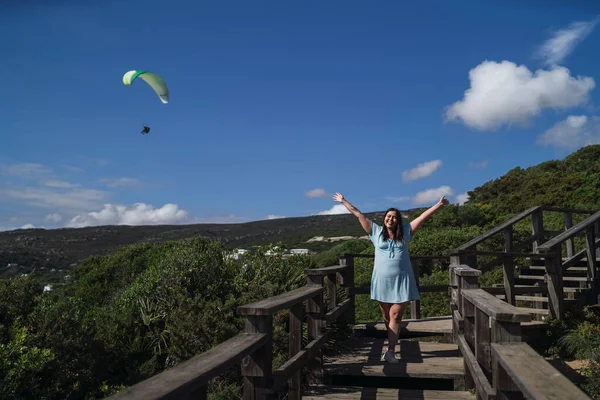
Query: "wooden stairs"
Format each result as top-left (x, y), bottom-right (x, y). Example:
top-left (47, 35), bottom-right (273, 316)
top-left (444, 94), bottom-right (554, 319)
top-left (304, 318), bottom-right (477, 399)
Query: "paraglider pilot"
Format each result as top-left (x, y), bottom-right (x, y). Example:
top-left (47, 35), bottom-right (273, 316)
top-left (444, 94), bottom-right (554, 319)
top-left (141, 125), bottom-right (150, 134)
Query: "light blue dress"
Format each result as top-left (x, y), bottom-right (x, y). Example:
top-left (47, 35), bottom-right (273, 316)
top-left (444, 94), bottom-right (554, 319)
top-left (368, 221), bottom-right (420, 304)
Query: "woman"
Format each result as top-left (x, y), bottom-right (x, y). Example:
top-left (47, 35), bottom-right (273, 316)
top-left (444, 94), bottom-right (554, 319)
top-left (333, 192), bottom-right (448, 363)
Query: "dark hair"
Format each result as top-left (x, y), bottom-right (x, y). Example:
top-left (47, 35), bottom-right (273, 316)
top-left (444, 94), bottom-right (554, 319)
top-left (381, 207), bottom-right (404, 243)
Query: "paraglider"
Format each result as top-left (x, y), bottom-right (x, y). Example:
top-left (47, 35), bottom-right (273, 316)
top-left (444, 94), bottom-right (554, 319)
top-left (122, 70), bottom-right (169, 104)
top-left (123, 69), bottom-right (168, 135)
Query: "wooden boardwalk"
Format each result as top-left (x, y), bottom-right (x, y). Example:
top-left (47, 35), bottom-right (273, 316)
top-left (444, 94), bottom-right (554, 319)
top-left (324, 337), bottom-right (464, 382)
top-left (304, 386), bottom-right (475, 399)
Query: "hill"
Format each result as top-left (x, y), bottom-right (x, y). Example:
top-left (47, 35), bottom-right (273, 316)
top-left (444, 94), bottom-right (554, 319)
top-left (466, 145), bottom-right (600, 213)
top-left (2, 144), bottom-right (600, 279)
top-left (0, 211), bottom-right (395, 279)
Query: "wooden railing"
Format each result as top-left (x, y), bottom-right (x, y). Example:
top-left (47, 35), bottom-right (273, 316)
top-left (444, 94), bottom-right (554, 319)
top-left (107, 256), bottom-right (356, 400)
top-left (537, 209), bottom-right (600, 319)
top-left (450, 265), bottom-right (590, 400)
top-left (451, 206), bottom-right (599, 320)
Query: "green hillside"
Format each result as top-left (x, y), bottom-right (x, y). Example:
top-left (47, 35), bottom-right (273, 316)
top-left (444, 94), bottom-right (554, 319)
top-left (467, 144), bottom-right (600, 214)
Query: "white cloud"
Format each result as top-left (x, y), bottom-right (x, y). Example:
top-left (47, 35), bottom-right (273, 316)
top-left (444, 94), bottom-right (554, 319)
top-left (20, 223), bottom-right (35, 229)
top-left (99, 177), bottom-right (142, 188)
top-left (43, 179), bottom-right (80, 188)
top-left (45, 213), bottom-right (63, 223)
top-left (2, 187), bottom-right (108, 211)
top-left (1, 163), bottom-right (52, 178)
top-left (402, 160), bottom-right (442, 182)
top-left (266, 214), bottom-right (285, 220)
top-left (444, 61), bottom-right (595, 131)
top-left (537, 115), bottom-right (600, 150)
top-left (412, 186), bottom-right (454, 205)
top-left (468, 160), bottom-right (488, 169)
top-left (66, 203), bottom-right (190, 227)
top-left (535, 19), bottom-right (598, 66)
top-left (455, 192), bottom-right (470, 205)
top-left (305, 188), bottom-right (327, 198)
top-left (315, 204), bottom-right (351, 215)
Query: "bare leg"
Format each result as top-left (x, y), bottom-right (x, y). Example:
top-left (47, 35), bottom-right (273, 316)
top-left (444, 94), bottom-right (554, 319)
top-left (387, 302), bottom-right (408, 354)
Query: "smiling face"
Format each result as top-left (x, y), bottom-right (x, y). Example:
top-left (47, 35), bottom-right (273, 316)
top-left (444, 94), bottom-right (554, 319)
top-left (384, 210), bottom-right (399, 230)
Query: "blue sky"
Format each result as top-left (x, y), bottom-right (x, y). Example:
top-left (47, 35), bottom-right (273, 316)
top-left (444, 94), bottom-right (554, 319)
top-left (2, 0), bottom-right (600, 230)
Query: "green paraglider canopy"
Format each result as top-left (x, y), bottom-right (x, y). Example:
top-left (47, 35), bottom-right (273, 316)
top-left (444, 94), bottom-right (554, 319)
top-left (123, 70), bottom-right (169, 104)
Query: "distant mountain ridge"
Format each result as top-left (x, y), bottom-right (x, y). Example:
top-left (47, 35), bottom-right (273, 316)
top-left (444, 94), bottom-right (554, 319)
top-left (2, 144), bottom-right (600, 278)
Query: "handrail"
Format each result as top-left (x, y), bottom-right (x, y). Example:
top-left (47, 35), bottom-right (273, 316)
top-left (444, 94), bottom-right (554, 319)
top-left (450, 264), bottom-right (588, 400)
top-left (537, 209), bottom-right (600, 252)
top-left (492, 342), bottom-right (590, 399)
top-left (237, 286), bottom-right (322, 315)
top-left (107, 333), bottom-right (267, 400)
top-left (455, 206), bottom-right (541, 251)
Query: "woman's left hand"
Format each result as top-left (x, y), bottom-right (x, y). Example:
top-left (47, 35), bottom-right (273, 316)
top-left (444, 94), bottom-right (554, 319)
top-left (438, 196), bottom-right (449, 206)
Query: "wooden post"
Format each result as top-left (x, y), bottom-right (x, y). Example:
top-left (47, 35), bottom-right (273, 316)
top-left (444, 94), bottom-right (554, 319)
top-left (411, 259), bottom-right (421, 319)
top-left (585, 226), bottom-right (597, 295)
top-left (326, 272), bottom-right (337, 312)
top-left (452, 266), bottom-right (481, 391)
top-left (564, 212), bottom-right (574, 258)
top-left (306, 275), bottom-right (324, 384)
top-left (242, 315), bottom-right (273, 400)
top-left (288, 303), bottom-right (303, 400)
top-left (595, 220), bottom-right (600, 262)
top-left (491, 320), bottom-right (523, 400)
top-left (545, 246), bottom-right (564, 320)
top-left (503, 226), bottom-right (515, 306)
top-left (475, 308), bottom-right (491, 381)
top-left (531, 209), bottom-right (544, 253)
top-left (339, 255), bottom-right (355, 326)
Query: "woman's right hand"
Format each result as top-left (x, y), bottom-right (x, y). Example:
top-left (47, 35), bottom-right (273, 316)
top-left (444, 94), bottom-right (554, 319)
top-left (332, 192), bottom-right (344, 203)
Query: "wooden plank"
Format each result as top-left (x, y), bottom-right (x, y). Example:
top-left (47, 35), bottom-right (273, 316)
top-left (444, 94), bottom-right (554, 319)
top-left (453, 265), bottom-right (483, 277)
top-left (273, 334), bottom-right (328, 390)
top-left (353, 315), bottom-right (453, 334)
top-left (288, 303), bottom-right (302, 400)
top-left (303, 386), bottom-right (476, 399)
top-left (538, 210), bottom-right (600, 252)
top-left (306, 265), bottom-right (349, 276)
top-left (325, 299), bottom-right (350, 323)
top-left (456, 206), bottom-right (541, 251)
top-left (483, 286), bottom-right (547, 295)
top-left (237, 286), bottom-right (322, 316)
top-left (491, 342), bottom-right (591, 399)
top-left (323, 337), bottom-right (464, 380)
top-left (457, 334), bottom-right (495, 400)
top-left (542, 206), bottom-right (596, 214)
top-left (462, 289), bottom-right (532, 322)
top-left (107, 333), bottom-right (267, 400)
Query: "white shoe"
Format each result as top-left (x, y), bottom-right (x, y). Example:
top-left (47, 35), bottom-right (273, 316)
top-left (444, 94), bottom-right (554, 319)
top-left (383, 350), bottom-right (398, 364)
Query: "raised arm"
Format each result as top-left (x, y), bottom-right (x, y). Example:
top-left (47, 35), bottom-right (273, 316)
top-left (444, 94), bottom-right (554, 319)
top-left (333, 192), bottom-right (372, 234)
top-left (409, 196), bottom-right (449, 235)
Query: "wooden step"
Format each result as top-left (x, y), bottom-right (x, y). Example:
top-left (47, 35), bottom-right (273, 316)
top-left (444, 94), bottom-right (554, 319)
top-left (517, 275), bottom-right (591, 282)
top-left (523, 266), bottom-right (588, 272)
top-left (354, 317), bottom-right (546, 337)
top-left (517, 307), bottom-right (550, 316)
top-left (353, 316), bottom-right (453, 336)
top-left (323, 337), bottom-right (464, 381)
top-left (495, 295), bottom-right (578, 303)
top-left (303, 385), bottom-right (476, 399)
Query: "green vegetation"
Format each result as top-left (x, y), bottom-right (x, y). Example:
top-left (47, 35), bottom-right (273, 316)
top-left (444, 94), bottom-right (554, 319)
top-left (1, 144), bottom-right (600, 398)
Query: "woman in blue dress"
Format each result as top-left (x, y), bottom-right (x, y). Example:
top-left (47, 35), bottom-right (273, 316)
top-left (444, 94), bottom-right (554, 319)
top-left (333, 192), bottom-right (448, 363)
